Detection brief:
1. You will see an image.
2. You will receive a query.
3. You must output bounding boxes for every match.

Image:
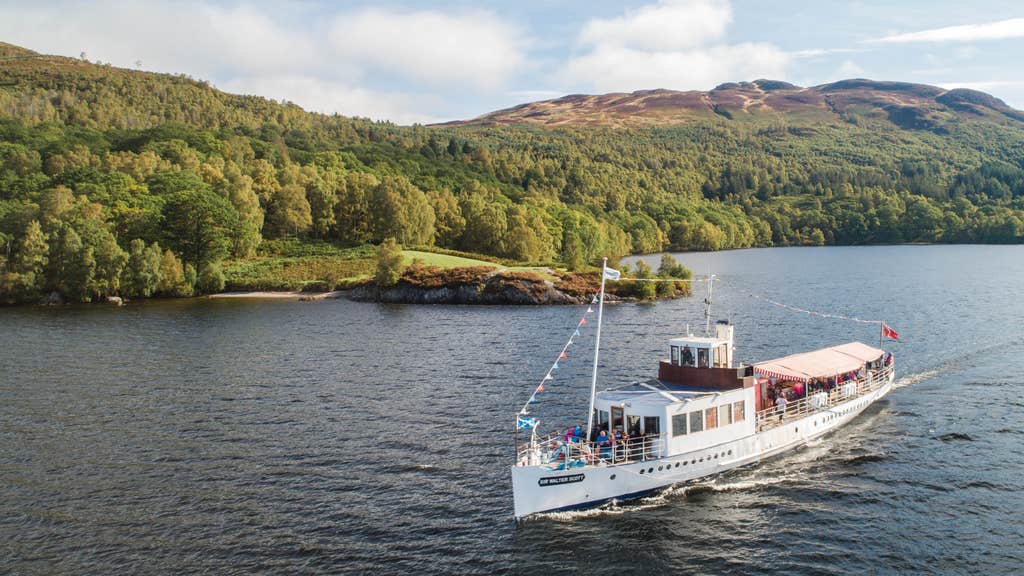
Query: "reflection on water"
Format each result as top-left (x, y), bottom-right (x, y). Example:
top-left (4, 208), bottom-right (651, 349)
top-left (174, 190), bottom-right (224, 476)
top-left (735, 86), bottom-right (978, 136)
top-left (2, 245), bottom-right (1023, 575)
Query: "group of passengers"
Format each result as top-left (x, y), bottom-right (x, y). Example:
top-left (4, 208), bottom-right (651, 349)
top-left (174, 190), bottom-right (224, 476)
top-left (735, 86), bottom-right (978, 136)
top-left (547, 423), bottom-right (653, 463)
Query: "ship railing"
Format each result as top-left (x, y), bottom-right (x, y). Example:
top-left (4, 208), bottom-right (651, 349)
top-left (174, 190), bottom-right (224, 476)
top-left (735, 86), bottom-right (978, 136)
top-left (754, 364), bottom-right (894, 432)
top-left (516, 433), bottom-right (664, 468)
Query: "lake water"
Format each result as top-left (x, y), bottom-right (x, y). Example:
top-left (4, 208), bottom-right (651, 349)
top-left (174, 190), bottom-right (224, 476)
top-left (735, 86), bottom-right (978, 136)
top-left (2, 245), bottom-right (1023, 575)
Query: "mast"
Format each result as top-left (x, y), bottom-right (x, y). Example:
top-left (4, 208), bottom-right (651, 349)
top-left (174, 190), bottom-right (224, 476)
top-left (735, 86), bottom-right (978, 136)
top-left (704, 272), bottom-right (714, 336)
top-left (585, 257), bottom-right (608, 442)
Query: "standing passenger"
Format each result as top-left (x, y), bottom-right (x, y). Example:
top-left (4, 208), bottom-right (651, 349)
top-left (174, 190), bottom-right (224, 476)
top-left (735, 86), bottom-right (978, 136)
top-left (776, 394), bottom-right (788, 421)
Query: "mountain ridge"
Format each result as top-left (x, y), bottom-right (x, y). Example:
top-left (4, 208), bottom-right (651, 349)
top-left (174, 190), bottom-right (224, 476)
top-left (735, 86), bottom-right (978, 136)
top-left (450, 79), bottom-right (1024, 129)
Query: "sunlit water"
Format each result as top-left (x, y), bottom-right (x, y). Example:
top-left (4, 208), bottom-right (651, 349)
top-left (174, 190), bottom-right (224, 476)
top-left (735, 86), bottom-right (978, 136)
top-left (2, 245), bottom-right (1022, 575)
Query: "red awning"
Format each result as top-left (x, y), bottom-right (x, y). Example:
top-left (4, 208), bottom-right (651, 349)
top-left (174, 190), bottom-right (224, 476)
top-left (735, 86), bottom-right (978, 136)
top-left (754, 342), bottom-right (884, 383)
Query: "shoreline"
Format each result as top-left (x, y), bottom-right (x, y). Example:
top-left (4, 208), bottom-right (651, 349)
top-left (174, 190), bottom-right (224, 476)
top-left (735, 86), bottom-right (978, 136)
top-left (209, 290), bottom-right (345, 301)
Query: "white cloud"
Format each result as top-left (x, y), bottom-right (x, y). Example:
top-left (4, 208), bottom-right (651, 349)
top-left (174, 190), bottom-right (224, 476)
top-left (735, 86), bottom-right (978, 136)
top-left (0, 1), bottom-right (525, 123)
top-left (329, 8), bottom-right (528, 90)
top-left (836, 59), bottom-right (865, 78)
top-left (563, 0), bottom-right (789, 93)
top-left (874, 17), bottom-right (1024, 44)
top-left (790, 47), bottom-right (864, 59)
top-left (578, 0), bottom-right (732, 51)
top-left (936, 80), bottom-right (1024, 91)
top-left (565, 43), bottom-right (788, 93)
top-left (220, 75), bottom-right (445, 125)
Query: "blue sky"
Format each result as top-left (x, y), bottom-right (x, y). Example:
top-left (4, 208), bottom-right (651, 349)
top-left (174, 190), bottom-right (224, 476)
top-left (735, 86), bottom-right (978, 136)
top-left (1, 0), bottom-right (1023, 124)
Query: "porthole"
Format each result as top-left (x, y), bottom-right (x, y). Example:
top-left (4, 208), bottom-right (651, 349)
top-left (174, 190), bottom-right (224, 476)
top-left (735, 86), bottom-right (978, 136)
top-left (795, 428), bottom-right (799, 433)
top-left (728, 450), bottom-right (732, 455)
top-left (675, 462), bottom-right (680, 468)
top-left (648, 467), bottom-right (654, 473)
top-left (639, 469), bottom-right (645, 474)
top-left (610, 474), bottom-right (617, 480)
top-left (658, 465), bottom-right (664, 471)
top-left (699, 457), bottom-right (704, 462)
top-left (691, 459), bottom-right (696, 464)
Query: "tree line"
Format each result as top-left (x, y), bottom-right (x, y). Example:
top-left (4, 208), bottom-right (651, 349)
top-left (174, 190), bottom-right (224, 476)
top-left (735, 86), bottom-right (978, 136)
top-left (1, 47), bottom-right (1023, 303)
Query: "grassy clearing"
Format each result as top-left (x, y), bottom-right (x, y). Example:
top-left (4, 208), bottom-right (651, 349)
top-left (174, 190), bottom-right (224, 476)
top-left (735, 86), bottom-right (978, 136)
top-left (223, 240), bottom-right (566, 292)
top-left (402, 250), bottom-right (501, 269)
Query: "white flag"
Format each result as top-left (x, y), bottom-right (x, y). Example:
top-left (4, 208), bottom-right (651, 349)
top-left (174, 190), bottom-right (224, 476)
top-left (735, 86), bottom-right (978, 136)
top-left (603, 267), bottom-right (621, 281)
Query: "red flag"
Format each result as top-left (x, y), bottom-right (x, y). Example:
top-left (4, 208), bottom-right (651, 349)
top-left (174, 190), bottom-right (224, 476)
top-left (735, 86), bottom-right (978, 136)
top-left (580, 318), bottom-right (587, 325)
top-left (881, 323), bottom-right (899, 340)
top-left (537, 383), bottom-right (544, 392)
top-left (559, 352), bottom-right (567, 359)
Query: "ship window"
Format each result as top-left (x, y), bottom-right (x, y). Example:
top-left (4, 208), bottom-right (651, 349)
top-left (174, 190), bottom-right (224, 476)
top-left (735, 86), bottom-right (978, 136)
top-left (644, 416), bottom-right (661, 436)
top-left (639, 469), bottom-right (645, 474)
top-left (705, 407), bottom-right (718, 430)
top-left (682, 346), bottom-right (695, 367)
top-left (610, 474), bottom-right (616, 480)
top-left (671, 346), bottom-right (680, 366)
top-left (689, 411), bottom-right (703, 433)
top-left (715, 344), bottom-right (728, 367)
top-left (697, 348), bottom-right (709, 368)
top-left (733, 401), bottom-right (745, 422)
top-left (672, 414), bottom-right (687, 437)
top-left (627, 415), bottom-right (641, 436)
top-left (598, 410), bottom-right (609, 429)
top-left (718, 404), bottom-right (732, 426)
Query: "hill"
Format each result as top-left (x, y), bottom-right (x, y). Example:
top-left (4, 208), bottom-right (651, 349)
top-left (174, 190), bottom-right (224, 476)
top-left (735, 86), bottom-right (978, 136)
top-left (0, 41), bottom-right (1023, 304)
top-left (453, 79), bottom-right (1024, 129)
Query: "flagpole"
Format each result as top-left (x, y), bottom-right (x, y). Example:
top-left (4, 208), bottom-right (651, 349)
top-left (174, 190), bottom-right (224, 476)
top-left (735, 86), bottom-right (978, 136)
top-left (586, 257), bottom-right (608, 442)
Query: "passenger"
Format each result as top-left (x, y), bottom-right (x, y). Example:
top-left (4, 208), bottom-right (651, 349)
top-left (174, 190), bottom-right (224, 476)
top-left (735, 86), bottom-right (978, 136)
top-left (573, 424), bottom-right (583, 442)
top-left (776, 394), bottom-right (788, 421)
top-left (597, 429), bottom-right (612, 460)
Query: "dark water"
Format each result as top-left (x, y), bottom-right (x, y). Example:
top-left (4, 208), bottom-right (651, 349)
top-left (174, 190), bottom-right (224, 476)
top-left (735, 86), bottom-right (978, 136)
top-left (2, 245), bottom-right (1023, 575)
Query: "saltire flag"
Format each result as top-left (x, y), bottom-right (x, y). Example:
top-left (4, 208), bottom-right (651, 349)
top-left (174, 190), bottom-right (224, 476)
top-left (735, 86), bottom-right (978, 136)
top-left (881, 323), bottom-right (900, 341)
top-left (603, 267), bottom-right (621, 281)
top-left (517, 416), bottom-right (538, 430)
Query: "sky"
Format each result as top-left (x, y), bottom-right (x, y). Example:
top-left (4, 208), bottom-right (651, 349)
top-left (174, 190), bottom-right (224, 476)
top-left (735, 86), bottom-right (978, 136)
top-left (1, 0), bottom-right (1023, 124)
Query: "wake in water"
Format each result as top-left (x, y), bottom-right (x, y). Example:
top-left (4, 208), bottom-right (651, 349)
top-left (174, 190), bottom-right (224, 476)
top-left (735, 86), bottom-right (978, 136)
top-left (533, 473), bottom-right (806, 522)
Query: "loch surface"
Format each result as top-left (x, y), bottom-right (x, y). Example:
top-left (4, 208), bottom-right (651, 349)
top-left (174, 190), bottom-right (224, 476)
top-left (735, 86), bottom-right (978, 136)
top-left (2, 245), bottom-right (1023, 575)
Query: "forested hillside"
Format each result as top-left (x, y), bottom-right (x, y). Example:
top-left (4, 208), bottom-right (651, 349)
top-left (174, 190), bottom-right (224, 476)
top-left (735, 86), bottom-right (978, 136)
top-left (1, 41), bottom-right (1023, 303)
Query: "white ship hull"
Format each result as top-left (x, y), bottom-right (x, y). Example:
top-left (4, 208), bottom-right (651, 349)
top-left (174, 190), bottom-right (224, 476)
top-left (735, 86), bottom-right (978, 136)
top-left (512, 371), bottom-right (894, 518)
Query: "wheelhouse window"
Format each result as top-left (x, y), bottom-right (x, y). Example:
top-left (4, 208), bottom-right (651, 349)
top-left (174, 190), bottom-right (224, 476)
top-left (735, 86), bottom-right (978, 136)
top-left (671, 346), bottom-right (680, 366)
top-left (598, 410), bottom-right (609, 430)
top-left (682, 346), bottom-right (695, 367)
top-left (718, 404), bottom-right (732, 426)
top-left (689, 411), bottom-right (703, 433)
top-left (672, 414), bottom-right (687, 437)
top-left (733, 401), bottom-right (745, 422)
top-left (705, 407), bottom-right (718, 430)
top-left (697, 348), bottom-right (709, 368)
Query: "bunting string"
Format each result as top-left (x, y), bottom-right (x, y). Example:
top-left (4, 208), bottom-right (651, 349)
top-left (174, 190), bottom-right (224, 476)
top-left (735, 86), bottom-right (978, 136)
top-left (518, 302), bottom-right (596, 416)
top-left (745, 292), bottom-right (884, 325)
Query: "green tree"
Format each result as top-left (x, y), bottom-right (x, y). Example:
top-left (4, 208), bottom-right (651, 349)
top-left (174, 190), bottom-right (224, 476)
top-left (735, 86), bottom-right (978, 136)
top-left (91, 231), bottom-right (128, 298)
top-left (161, 189), bottom-right (238, 270)
top-left (266, 183), bottom-right (312, 237)
top-left (197, 261), bottom-right (225, 294)
top-left (156, 249), bottom-right (192, 297)
top-left (633, 259), bottom-right (657, 300)
top-left (123, 239), bottom-right (163, 297)
top-left (375, 237), bottom-right (405, 287)
top-left (13, 219), bottom-right (48, 292)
